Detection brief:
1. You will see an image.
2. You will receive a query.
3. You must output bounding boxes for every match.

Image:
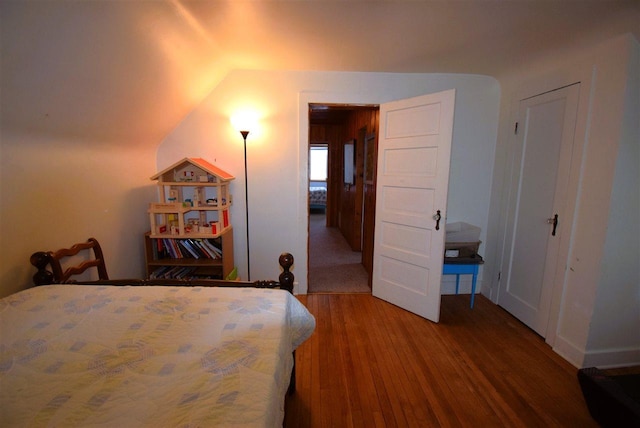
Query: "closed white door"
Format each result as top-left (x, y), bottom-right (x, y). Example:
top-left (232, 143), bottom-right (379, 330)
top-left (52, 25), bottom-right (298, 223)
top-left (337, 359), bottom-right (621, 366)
top-left (498, 84), bottom-right (580, 336)
top-left (372, 90), bottom-right (455, 322)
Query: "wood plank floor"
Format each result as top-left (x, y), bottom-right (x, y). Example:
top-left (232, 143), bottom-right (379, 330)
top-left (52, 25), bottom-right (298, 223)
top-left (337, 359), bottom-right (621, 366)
top-left (285, 293), bottom-right (597, 427)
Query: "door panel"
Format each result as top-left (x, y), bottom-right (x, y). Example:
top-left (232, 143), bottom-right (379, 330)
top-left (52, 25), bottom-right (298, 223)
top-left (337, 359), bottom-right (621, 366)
top-left (499, 84), bottom-right (580, 336)
top-left (386, 102), bottom-right (442, 136)
top-left (378, 256), bottom-right (430, 294)
top-left (379, 186), bottom-right (434, 227)
top-left (378, 222), bottom-right (431, 266)
top-left (372, 90), bottom-right (455, 322)
top-left (384, 146), bottom-right (438, 177)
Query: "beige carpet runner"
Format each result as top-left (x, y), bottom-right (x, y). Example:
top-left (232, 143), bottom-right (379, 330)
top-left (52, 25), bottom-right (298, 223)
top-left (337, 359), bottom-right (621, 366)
top-left (308, 213), bottom-right (370, 293)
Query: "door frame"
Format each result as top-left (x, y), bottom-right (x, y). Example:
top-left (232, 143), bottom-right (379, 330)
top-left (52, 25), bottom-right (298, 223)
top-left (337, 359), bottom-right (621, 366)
top-left (299, 92), bottom-right (386, 294)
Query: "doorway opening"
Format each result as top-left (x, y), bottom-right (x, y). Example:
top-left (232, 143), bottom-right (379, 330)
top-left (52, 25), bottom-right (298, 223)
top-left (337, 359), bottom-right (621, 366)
top-left (307, 103), bottom-right (379, 293)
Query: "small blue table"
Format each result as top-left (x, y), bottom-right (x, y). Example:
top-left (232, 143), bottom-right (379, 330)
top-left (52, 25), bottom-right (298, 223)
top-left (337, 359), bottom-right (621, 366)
top-left (443, 261), bottom-right (482, 308)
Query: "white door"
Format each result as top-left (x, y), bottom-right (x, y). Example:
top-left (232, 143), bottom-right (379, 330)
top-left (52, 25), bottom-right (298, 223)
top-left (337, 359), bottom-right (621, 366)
top-left (372, 90), bottom-right (456, 322)
top-left (498, 84), bottom-right (580, 336)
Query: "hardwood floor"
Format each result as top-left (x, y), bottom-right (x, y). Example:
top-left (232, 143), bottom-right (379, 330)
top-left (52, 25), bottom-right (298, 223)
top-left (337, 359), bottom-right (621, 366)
top-left (285, 293), bottom-right (597, 427)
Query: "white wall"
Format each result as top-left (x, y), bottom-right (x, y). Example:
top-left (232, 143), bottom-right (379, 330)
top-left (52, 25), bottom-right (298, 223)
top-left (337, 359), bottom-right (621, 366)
top-left (0, 131), bottom-right (157, 297)
top-left (486, 34), bottom-right (640, 368)
top-left (586, 37), bottom-right (640, 367)
top-left (158, 71), bottom-right (500, 293)
top-left (0, 1), bottom-right (216, 298)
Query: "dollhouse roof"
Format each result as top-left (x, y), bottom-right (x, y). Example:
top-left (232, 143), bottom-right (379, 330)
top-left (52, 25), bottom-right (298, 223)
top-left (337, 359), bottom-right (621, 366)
top-left (151, 158), bottom-right (235, 182)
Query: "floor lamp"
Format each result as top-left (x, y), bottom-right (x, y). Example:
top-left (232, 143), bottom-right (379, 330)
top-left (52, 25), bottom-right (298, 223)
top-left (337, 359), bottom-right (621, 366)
top-left (240, 129), bottom-right (251, 281)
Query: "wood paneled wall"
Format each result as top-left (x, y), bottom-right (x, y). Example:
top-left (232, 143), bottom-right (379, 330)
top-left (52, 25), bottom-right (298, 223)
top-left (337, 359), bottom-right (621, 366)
top-left (340, 109), bottom-right (378, 251)
top-left (309, 107), bottom-right (379, 257)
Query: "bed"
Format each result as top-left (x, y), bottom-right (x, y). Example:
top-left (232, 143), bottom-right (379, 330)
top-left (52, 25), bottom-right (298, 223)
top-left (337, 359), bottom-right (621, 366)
top-left (1, 247), bottom-right (315, 427)
top-left (309, 186), bottom-right (327, 211)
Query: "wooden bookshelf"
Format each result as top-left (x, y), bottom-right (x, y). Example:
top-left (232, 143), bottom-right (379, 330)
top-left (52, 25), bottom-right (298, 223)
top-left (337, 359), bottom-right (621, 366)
top-left (144, 227), bottom-right (234, 280)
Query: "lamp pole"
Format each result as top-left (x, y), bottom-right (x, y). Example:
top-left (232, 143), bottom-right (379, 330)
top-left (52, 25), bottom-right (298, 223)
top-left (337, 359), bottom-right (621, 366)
top-left (240, 130), bottom-right (250, 281)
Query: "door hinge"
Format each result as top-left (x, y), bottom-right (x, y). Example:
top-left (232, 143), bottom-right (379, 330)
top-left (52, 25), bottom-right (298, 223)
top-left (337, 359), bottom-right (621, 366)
top-left (514, 122), bottom-right (519, 135)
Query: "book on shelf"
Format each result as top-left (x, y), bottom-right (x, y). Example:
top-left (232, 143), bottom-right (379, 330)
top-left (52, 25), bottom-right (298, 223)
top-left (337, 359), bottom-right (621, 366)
top-left (172, 266), bottom-right (193, 279)
top-left (191, 239), bottom-right (217, 259)
top-left (149, 266), bottom-right (222, 280)
top-left (164, 238), bottom-right (180, 259)
top-left (199, 239), bottom-right (222, 258)
top-left (149, 266), bottom-right (170, 279)
top-left (155, 237), bottom-right (222, 260)
top-left (178, 240), bottom-right (200, 259)
top-left (150, 266), bottom-right (196, 279)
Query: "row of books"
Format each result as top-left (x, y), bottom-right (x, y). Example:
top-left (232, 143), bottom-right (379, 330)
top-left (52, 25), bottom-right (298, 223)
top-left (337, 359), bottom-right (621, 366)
top-left (149, 266), bottom-right (222, 280)
top-left (155, 238), bottom-right (222, 260)
top-left (150, 266), bottom-right (197, 279)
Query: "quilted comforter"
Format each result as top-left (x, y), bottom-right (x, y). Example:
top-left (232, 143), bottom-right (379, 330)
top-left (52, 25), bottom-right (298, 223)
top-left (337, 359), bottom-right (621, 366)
top-left (0, 285), bottom-right (315, 427)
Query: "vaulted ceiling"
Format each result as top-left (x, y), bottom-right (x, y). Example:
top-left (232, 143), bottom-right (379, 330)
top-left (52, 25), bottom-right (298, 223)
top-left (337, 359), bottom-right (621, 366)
top-left (2, 1), bottom-right (639, 147)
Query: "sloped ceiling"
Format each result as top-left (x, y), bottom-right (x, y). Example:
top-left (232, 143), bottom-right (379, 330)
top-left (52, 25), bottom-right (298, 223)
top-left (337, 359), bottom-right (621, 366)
top-left (1, 0), bottom-right (639, 147)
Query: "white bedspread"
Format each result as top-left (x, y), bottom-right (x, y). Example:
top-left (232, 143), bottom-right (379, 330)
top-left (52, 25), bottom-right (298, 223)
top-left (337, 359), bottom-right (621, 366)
top-left (0, 285), bottom-right (315, 427)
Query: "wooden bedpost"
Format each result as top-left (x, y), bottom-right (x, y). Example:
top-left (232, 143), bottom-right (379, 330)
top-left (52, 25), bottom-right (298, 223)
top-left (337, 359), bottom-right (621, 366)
top-left (30, 251), bottom-right (55, 286)
top-left (278, 252), bottom-right (294, 293)
top-left (278, 251), bottom-right (297, 395)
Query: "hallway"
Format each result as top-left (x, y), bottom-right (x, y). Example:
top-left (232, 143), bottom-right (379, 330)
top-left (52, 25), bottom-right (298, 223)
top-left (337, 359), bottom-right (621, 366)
top-left (308, 213), bottom-right (370, 293)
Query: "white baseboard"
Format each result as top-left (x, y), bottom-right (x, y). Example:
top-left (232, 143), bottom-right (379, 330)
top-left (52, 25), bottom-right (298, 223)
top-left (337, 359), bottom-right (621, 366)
top-left (553, 335), bottom-right (640, 369)
top-left (552, 336), bottom-right (585, 368)
top-left (582, 346), bottom-right (640, 369)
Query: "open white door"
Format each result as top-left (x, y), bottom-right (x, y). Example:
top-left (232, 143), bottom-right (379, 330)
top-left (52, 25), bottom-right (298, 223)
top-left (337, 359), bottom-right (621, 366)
top-left (372, 90), bottom-right (455, 322)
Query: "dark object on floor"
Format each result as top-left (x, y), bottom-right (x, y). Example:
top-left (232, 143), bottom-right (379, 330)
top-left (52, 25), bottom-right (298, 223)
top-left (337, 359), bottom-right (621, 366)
top-left (578, 367), bottom-right (640, 427)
